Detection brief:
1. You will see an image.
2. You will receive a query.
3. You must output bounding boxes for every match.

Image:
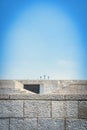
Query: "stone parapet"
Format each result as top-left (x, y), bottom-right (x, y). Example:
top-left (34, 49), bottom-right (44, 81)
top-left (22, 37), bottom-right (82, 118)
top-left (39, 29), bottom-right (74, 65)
top-left (8, 93), bottom-right (87, 100)
top-left (0, 80), bottom-right (87, 129)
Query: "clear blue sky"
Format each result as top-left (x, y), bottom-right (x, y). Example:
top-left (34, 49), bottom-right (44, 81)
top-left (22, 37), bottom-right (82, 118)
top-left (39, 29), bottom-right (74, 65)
top-left (0, 0), bottom-right (87, 79)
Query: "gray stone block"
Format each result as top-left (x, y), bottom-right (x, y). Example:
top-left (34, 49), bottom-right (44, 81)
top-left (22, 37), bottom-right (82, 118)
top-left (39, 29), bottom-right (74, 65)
top-left (38, 118), bottom-right (64, 130)
top-left (10, 118), bottom-right (37, 130)
top-left (10, 94), bottom-right (36, 100)
top-left (24, 118), bottom-right (37, 130)
top-left (0, 94), bottom-right (9, 99)
top-left (9, 93), bottom-right (87, 101)
top-left (79, 101), bottom-right (87, 118)
top-left (9, 93), bottom-right (64, 100)
top-left (52, 101), bottom-right (78, 118)
top-left (52, 101), bottom-right (65, 118)
top-left (66, 101), bottom-right (78, 118)
top-left (0, 119), bottom-right (9, 130)
top-left (0, 88), bottom-right (14, 94)
top-left (51, 94), bottom-right (64, 100)
top-left (66, 119), bottom-right (87, 130)
top-left (0, 80), bottom-right (15, 89)
top-left (24, 100), bottom-right (51, 117)
top-left (65, 95), bottom-right (87, 100)
top-left (0, 100), bottom-right (23, 117)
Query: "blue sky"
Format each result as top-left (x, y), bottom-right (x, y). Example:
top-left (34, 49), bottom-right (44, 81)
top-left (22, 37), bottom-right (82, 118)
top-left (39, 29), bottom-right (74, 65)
top-left (0, 0), bottom-right (87, 79)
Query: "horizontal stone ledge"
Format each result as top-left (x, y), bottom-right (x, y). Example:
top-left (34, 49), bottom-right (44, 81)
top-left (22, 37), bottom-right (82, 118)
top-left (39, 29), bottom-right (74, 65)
top-left (64, 95), bottom-right (87, 100)
top-left (0, 95), bottom-right (10, 99)
top-left (9, 94), bottom-right (64, 100)
top-left (8, 94), bottom-right (87, 100)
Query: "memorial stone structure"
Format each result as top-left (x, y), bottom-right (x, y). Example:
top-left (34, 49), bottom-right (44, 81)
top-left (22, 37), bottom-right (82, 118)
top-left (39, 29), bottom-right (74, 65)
top-left (0, 80), bottom-right (87, 130)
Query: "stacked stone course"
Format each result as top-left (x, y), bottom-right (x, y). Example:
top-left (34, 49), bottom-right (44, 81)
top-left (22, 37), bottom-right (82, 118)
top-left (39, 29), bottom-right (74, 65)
top-left (0, 80), bottom-right (87, 130)
top-left (0, 94), bottom-right (87, 130)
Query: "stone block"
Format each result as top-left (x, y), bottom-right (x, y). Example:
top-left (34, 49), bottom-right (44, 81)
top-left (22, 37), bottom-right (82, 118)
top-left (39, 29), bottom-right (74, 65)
top-left (0, 119), bottom-right (9, 130)
top-left (24, 100), bottom-right (51, 117)
top-left (10, 94), bottom-right (36, 100)
top-left (52, 101), bottom-right (65, 118)
top-left (9, 93), bottom-right (87, 101)
top-left (0, 88), bottom-right (14, 94)
top-left (38, 118), bottom-right (64, 130)
top-left (51, 94), bottom-right (64, 100)
top-left (66, 119), bottom-right (87, 130)
top-left (0, 94), bottom-right (9, 99)
top-left (79, 101), bottom-right (87, 118)
top-left (66, 101), bottom-right (78, 118)
top-left (65, 95), bottom-right (87, 100)
top-left (10, 93), bottom-right (64, 100)
top-left (10, 118), bottom-right (37, 130)
top-left (0, 100), bottom-right (23, 117)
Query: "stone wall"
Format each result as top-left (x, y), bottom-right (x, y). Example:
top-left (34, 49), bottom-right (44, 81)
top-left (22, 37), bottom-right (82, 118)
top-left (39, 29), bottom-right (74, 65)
top-left (0, 80), bottom-right (34, 94)
top-left (20, 80), bottom-right (87, 94)
top-left (0, 94), bottom-right (87, 130)
top-left (0, 80), bottom-right (87, 94)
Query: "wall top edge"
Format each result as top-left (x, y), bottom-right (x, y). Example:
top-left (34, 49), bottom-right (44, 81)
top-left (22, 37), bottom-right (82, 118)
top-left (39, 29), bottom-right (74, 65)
top-left (0, 79), bottom-right (87, 81)
top-left (0, 94), bottom-right (87, 100)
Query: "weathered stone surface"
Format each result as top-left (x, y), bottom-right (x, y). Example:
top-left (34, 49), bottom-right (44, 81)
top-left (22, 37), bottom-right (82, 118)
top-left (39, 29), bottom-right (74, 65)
top-left (0, 80), bottom-right (87, 95)
top-left (66, 119), bottom-right (87, 130)
top-left (10, 118), bottom-right (37, 130)
top-left (0, 100), bottom-right (23, 117)
top-left (10, 93), bottom-right (64, 100)
top-left (52, 101), bottom-right (65, 118)
top-left (38, 118), bottom-right (64, 130)
top-left (24, 100), bottom-right (51, 117)
top-left (52, 101), bottom-right (78, 118)
top-left (9, 93), bottom-right (87, 100)
top-left (0, 94), bottom-right (9, 99)
top-left (0, 119), bottom-right (9, 130)
top-left (51, 94), bottom-right (64, 100)
top-left (0, 88), bottom-right (15, 94)
top-left (66, 101), bottom-right (78, 118)
top-left (0, 80), bottom-right (15, 89)
top-left (79, 101), bottom-right (87, 118)
top-left (65, 95), bottom-right (87, 100)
